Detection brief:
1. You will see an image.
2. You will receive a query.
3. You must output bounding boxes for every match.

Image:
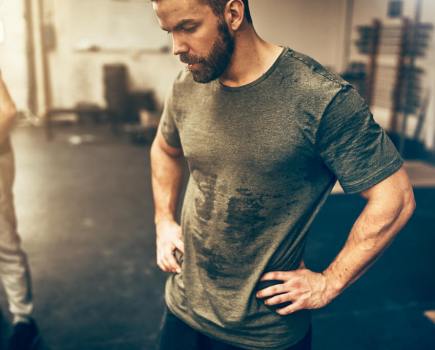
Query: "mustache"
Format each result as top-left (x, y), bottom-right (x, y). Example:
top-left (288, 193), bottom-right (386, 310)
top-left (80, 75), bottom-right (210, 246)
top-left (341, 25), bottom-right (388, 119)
top-left (179, 54), bottom-right (205, 65)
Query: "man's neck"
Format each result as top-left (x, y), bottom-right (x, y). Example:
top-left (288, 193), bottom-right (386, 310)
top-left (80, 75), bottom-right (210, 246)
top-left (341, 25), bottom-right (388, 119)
top-left (219, 30), bottom-right (283, 88)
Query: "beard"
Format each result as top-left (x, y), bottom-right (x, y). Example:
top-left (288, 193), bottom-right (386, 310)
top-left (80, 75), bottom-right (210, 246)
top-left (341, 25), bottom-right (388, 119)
top-left (180, 21), bottom-right (235, 83)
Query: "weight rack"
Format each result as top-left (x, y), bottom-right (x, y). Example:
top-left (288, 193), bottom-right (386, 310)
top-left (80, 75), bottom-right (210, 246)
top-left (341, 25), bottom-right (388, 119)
top-left (355, 18), bottom-right (433, 153)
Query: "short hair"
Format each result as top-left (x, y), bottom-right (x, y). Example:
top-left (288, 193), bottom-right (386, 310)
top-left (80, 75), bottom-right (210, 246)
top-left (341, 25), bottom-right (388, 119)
top-left (202, 0), bottom-right (252, 24)
top-left (152, 0), bottom-right (253, 24)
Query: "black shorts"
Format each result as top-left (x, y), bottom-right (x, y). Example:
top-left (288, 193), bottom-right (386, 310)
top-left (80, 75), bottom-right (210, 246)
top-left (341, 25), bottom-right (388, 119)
top-left (158, 307), bottom-right (312, 350)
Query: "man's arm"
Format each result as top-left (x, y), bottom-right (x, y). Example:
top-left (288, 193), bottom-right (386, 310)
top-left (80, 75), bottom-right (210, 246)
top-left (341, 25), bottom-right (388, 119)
top-left (257, 167), bottom-right (415, 315)
top-left (0, 73), bottom-right (17, 144)
top-left (150, 127), bottom-right (185, 274)
top-left (322, 167), bottom-right (415, 296)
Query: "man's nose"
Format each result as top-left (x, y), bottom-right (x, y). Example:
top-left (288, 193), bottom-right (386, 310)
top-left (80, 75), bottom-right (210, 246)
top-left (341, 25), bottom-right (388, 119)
top-left (172, 35), bottom-right (188, 56)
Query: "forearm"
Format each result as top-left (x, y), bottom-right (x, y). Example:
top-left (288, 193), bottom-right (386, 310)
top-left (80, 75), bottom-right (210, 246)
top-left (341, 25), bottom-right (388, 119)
top-left (0, 76), bottom-right (17, 143)
top-left (322, 188), bottom-right (415, 299)
top-left (150, 141), bottom-right (184, 225)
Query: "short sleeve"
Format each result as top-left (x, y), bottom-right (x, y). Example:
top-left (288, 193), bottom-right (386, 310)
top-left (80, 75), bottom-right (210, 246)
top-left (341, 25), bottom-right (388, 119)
top-left (160, 87), bottom-right (182, 149)
top-left (315, 85), bottom-right (404, 194)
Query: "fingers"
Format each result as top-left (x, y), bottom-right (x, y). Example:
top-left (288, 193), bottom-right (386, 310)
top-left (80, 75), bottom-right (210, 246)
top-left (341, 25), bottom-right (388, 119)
top-left (256, 279), bottom-right (300, 308)
top-left (256, 283), bottom-right (287, 299)
top-left (167, 250), bottom-right (182, 273)
top-left (260, 271), bottom-right (294, 282)
top-left (276, 299), bottom-right (304, 315)
top-left (157, 246), bottom-right (181, 273)
top-left (257, 268), bottom-right (332, 315)
top-left (258, 272), bottom-right (301, 298)
top-left (155, 221), bottom-right (183, 274)
top-left (263, 290), bottom-right (298, 307)
top-left (257, 269), bottom-right (306, 315)
top-left (158, 255), bottom-right (181, 273)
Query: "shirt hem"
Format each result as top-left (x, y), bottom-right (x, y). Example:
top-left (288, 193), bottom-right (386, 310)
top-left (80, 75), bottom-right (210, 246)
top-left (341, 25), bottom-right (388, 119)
top-left (165, 293), bottom-right (311, 350)
top-left (341, 157), bottom-right (404, 194)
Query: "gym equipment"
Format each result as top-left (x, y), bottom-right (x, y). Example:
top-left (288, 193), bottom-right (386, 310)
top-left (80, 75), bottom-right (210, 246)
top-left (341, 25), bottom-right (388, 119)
top-left (354, 17), bottom-right (433, 157)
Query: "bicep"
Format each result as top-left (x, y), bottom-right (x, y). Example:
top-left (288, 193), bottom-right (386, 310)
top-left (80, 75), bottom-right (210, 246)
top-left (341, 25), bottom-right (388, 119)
top-left (152, 126), bottom-right (183, 159)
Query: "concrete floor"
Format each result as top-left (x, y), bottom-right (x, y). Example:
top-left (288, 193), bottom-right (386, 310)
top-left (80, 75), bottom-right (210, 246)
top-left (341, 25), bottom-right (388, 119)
top-left (0, 124), bottom-right (434, 350)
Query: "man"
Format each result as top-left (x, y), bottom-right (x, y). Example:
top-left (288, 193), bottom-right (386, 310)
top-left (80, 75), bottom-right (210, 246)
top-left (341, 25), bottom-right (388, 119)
top-left (0, 72), bottom-right (39, 350)
top-left (150, 1), bottom-right (416, 349)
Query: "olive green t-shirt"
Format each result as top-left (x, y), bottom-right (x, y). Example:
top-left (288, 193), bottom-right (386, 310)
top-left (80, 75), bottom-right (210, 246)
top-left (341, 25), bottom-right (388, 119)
top-left (160, 47), bottom-right (403, 349)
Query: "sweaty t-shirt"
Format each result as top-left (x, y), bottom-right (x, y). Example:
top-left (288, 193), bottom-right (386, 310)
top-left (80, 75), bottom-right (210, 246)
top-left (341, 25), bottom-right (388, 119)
top-left (160, 47), bottom-right (403, 350)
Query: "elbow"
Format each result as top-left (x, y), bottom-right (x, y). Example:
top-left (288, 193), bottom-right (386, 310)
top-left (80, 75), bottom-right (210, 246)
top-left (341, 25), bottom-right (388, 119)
top-left (401, 185), bottom-right (416, 220)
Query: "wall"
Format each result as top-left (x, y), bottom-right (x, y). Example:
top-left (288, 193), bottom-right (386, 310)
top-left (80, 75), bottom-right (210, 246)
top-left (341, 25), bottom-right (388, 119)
top-left (45, 0), bottom-right (349, 109)
top-left (47, 0), bottom-right (182, 110)
top-left (250, 0), bottom-right (349, 72)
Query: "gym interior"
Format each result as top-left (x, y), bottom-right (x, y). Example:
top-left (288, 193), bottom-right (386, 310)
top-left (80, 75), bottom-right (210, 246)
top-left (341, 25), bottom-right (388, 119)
top-left (0, 0), bottom-right (434, 349)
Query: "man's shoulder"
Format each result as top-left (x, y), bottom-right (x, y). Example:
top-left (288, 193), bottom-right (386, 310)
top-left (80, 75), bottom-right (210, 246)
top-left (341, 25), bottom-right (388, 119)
top-left (279, 48), bottom-right (349, 90)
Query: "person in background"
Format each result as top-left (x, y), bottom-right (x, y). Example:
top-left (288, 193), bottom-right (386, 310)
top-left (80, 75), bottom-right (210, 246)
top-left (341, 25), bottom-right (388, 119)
top-left (0, 71), bottom-right (39, 350)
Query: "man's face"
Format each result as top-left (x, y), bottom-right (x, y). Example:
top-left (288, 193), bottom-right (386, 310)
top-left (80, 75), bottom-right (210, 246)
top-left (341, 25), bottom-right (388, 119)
top-left (153, 0), bottom-right (235, 83)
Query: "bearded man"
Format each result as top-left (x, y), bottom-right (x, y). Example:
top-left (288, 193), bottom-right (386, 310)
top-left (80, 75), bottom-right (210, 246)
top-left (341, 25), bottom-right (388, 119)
top-left (150, 1), bottom-right (415, 349)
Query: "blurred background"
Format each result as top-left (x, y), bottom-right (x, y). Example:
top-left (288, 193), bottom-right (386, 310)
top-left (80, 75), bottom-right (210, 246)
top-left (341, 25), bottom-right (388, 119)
top-left (0, 0), bottom-right (434, 349)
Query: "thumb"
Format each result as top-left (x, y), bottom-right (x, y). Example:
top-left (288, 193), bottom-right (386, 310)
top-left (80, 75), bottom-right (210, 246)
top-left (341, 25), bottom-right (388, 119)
top-left (174, 238), bottom-right (184, 254)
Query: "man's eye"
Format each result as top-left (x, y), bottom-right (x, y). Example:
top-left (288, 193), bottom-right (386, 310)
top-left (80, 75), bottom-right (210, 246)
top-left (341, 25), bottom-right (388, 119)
top-left (183, 27), bottom-right (197, 33)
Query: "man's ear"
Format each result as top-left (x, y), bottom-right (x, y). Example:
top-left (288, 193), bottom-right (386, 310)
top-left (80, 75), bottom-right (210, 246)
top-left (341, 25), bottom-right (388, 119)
top-left (224, 0), bottom-right (245, 31)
